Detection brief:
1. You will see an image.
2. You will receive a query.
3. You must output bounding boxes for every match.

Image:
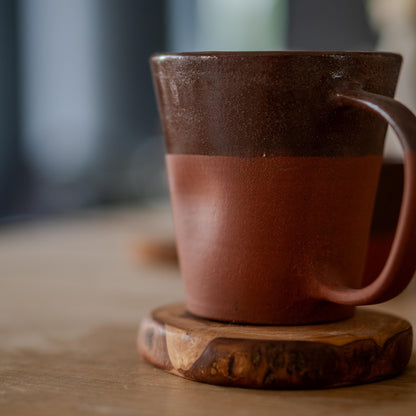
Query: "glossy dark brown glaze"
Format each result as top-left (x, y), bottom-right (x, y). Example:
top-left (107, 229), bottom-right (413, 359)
top-left (152, 52), bottom-right (401, 157)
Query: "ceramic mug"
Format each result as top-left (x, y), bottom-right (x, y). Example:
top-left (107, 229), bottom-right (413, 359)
top-left (151, 52), bottom-right (416, 325)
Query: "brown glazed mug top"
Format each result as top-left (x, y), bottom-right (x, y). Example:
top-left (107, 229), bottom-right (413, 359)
top-left (151, 51), bottom-right (416, 325)
top-left (153, 51), bottom-right (401, 157)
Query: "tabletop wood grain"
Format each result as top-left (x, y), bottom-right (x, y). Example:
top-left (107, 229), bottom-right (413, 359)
top-left (0, 206), bottom-right (415, 416)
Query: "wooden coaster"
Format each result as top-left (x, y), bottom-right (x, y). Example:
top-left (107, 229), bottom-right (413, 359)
top-left (138, 304), bottom-right (413, 389)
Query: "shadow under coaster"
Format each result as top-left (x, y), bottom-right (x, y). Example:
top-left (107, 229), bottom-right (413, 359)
top-left (138, 304), bottom-right (413, 389)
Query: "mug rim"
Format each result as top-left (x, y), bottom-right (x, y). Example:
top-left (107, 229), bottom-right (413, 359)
top-left (152, 50), bottom-right (401, 61)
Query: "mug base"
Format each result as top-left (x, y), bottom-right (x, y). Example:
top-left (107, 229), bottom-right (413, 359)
top-left (138, 303), bottom-right (412, 390)
top-left (186, 300), bottom-right (355, 325)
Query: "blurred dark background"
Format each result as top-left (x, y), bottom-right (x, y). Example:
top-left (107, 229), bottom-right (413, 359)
top-left (0, 0), bottom-right (405, 222)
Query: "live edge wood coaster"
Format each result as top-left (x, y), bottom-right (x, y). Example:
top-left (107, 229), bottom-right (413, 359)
top-left (138, 304), bottom-right (413, 389)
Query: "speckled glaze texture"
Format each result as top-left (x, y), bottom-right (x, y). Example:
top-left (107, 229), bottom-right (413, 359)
top-left (152, 52), bottom-right (401, 157)
top-left (151, 52), bottom-right (416, 324)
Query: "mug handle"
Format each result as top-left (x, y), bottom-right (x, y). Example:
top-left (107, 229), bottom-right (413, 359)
top-left (316, 86), bottom-right (416, 305)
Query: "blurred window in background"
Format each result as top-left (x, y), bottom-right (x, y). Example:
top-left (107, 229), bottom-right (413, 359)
top-left (0, 1), bottom-right (21, 218)
top-left (19, 0), bottom-right (167, 216)
top-left (288, 0), bottom-right (377, 50)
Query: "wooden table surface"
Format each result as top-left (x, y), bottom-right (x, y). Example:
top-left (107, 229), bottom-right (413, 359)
top-left (0, 206), bottom-right (415, 416)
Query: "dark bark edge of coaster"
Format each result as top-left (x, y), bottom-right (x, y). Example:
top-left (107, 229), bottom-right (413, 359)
top-left (138, 303), bottom-right (413, 389)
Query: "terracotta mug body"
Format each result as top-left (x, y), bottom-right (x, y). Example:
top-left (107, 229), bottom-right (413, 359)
top-left (151, 52), bottom-right (416, 324)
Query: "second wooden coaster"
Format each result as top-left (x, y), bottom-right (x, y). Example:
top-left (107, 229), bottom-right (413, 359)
top-left (138, 304), bottom-right (412, 389)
